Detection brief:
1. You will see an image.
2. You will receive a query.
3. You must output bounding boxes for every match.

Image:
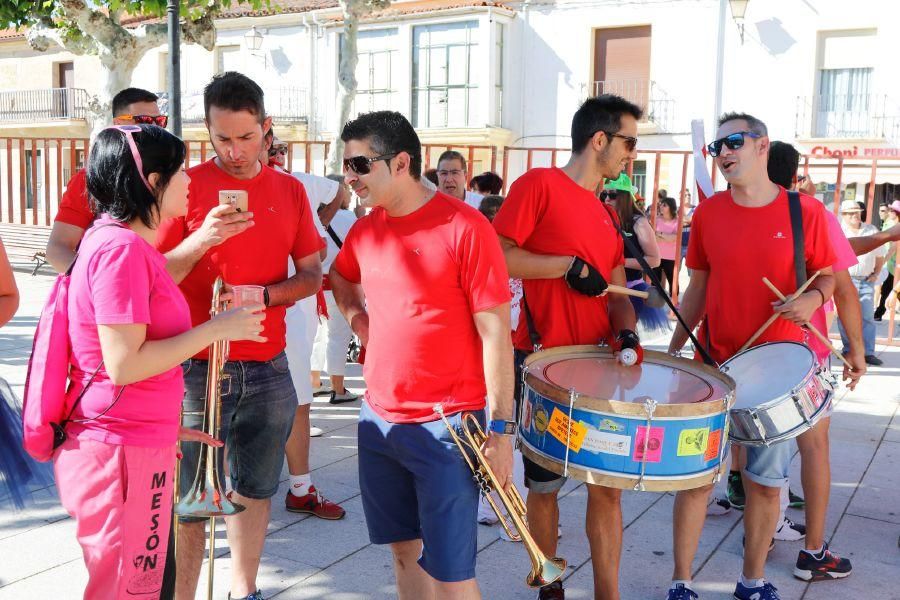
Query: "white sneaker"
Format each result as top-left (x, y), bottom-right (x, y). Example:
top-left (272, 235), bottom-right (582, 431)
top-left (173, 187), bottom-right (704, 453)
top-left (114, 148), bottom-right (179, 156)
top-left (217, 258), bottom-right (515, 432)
top-left (477, 496), bottom-right (499, 525)
top-left (707, 495), bottom-right (733, 516)
top-left (312, 383), bottom-right (333, 397)
top-left (310, 426), bottom-right (324, 438)
top-left (774, 516), bottom-right (806, 541)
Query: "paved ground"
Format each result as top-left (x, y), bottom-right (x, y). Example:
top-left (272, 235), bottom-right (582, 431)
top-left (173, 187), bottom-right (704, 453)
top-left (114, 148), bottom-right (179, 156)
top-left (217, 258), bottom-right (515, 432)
top-left (1, 269), bottom-right (898, 599)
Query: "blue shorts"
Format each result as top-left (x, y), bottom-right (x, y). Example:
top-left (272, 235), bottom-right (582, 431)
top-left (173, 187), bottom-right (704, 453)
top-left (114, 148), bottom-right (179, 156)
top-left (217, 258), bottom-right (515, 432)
top-left (357, 401), bottom-right (484, 582)
top-left (178, 352), bottom-right (297, 522)
top-left (743, 442), bottom-right (793, 488)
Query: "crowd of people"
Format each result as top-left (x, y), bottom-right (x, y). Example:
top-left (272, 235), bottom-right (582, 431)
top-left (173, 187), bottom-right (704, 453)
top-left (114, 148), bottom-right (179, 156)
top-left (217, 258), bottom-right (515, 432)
top-left (4, 70), bottom-right (900, 600)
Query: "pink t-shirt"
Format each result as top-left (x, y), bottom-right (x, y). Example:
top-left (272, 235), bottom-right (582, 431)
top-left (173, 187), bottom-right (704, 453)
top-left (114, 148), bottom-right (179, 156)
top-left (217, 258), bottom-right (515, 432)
top-left (809, 208), bottom-right (858, 364)
top-left (67, 216), bottom-right (191, 446)
top-left (655, 217), bottom-right (678, 260)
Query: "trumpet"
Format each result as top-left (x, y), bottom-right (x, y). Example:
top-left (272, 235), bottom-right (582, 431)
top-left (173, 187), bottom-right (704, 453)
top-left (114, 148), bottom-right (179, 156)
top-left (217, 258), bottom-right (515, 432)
top-left (175, 277), bottom-right (245, 599)
top-left (433, 404), bottom-right (566, 588)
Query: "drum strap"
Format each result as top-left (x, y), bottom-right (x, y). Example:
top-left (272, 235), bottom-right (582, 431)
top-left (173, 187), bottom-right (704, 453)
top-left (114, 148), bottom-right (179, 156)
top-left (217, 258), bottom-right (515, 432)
top-left (601, 203), bottom-right (718, 366)
top-left (787, 191), bottom-right (806, 289)
top-left (521, 292), bottom-right (542, 351)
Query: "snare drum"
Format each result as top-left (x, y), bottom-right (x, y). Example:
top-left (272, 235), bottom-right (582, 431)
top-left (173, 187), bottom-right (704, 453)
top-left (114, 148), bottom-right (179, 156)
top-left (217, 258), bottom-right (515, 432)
top-left (721, 341), bottom-right (833, 447)
top-left (518, 346), bottom-right (735, 492)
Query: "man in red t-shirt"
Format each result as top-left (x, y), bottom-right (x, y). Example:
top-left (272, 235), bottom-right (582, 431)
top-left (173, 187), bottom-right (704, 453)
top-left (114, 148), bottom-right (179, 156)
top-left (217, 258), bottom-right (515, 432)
top-left (492, 95), bottom-right (642, 600)
top-left (666, 113), bottom-right (845, 600)
top-left (155, 73), bottom-right (323, 600)
top-left (47, 88), bottom-right (173, 272)
top-left (330, 111), bottom-right (513, 599)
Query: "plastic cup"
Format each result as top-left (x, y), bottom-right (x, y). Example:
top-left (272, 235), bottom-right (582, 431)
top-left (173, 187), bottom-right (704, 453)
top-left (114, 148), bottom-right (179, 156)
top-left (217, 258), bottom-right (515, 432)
top-left (231, 285), bottom-right (265, 308)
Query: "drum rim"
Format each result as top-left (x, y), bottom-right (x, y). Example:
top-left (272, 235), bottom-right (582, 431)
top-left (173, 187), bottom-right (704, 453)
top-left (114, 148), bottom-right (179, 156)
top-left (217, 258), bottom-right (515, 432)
top-left (523, 345), bottom-right (735, 418)
top-left (722, 340), bottom-right (819, 411)
top-left (729, 390), bottom-right (833, 446)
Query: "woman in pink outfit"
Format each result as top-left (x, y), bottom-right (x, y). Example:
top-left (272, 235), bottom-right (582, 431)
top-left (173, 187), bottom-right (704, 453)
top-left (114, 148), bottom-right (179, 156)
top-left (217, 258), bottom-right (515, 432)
top-left (654, 195), bottom-right (679, 293)
top-left (54, 124), bottom-right (265, 599)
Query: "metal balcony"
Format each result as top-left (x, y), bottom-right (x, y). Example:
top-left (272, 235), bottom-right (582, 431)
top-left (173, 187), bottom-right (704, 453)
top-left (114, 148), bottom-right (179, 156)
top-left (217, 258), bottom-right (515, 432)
top-left (795, 94), bottom-right (900, 139)
top-left (158, 87), bottom-right (309, 123)
top-left (592, 79), bottom-right (677, 133)
top-left (0, 88), bottom-right (90, 122)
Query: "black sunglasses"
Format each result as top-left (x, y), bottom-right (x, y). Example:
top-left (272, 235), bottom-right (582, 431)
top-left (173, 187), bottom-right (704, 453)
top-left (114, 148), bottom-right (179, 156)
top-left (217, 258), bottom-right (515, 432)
top-left (601, 131), bottom-right (638, 152)
top-left (343, 153), bottom-right (398, 175)
top-left (707, 131), bottom-right (761, 157)
top-left (599, 190), bottom-right (619, 201)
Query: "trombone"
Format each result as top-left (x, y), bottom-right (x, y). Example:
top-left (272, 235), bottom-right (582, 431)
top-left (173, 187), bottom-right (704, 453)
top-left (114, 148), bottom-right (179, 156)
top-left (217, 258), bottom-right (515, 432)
top-left (434, 404), bottom-right (566, 588)
top-left (174, 277), bottom-right (246, 599)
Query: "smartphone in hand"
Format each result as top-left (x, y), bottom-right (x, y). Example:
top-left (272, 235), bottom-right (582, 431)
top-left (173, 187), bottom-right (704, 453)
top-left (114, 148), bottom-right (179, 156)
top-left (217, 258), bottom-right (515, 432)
top-left (219, 190), bottom-right (249, 213)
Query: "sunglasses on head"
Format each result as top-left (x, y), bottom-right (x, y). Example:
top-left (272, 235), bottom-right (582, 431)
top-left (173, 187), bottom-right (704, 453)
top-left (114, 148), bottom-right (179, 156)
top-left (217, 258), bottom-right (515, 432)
top-left (118, 114), bottom-right (169, 128)
top-left (343, 153), bottom-right (398, 175)
top-left (600, 131), bottom-right (638, 152)
top-left (106, 125), bottom-right (153, 193)
top-left (707, 131), bottom-right (761, 157)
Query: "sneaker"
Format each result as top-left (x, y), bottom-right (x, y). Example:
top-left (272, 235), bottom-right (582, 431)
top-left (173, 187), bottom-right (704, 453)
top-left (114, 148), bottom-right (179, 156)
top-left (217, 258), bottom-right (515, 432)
top-left (788, 489), bottom-right (805, 508)
top-left (865, 354), bottom-right (883, 366)
top-left (707, 495), bottom-right (733, 516)
top-left (727, 472), bottom-right (745, 510)
top-left (285, 486), bottom-right (346, 520)
top-left (329, 390), bottom-right (360, 404)
top-left (537, 580), bottom-right (564, 600)
top-left (310, 425), bottom-right (324, 438)
top-left (742, 535), bottom-right (776, 556)
top-left (774, 517), bottom-right (806, 541)
top-left (667, 583), bottom-right (699, 600)
top-left (793, 543), bottom-right (852, 581)
top-left (477, 496), bottom-right (499, 525)
top-left (733, 581), bottom-right (780, 600)
top-left (312, 382), bottom-right (333, 396)
top-left (228, 591), bottom-right (265, 600)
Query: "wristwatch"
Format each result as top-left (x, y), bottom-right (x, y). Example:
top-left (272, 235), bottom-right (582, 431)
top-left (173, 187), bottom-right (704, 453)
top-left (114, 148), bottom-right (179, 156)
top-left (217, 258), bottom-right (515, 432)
top-left (487, 419), bottom-right (517, 436)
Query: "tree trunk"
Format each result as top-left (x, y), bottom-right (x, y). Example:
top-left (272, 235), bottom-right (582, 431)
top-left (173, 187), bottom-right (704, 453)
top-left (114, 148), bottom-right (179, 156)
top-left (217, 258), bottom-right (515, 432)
top-left (326, 7), bottom-right (360, 175)
top-left (87, 53), bottom-right (140, 138)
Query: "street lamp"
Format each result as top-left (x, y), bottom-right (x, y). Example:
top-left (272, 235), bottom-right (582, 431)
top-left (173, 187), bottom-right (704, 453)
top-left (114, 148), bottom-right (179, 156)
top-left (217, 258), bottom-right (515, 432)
top-left (245, 26), bottom-right (264, 51)
top-left (729, 0), bottom-right (749, 43)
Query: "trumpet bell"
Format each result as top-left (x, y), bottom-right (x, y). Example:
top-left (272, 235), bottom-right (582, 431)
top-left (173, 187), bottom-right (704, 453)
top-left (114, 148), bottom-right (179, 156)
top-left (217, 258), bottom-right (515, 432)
top-left (526, 556), bottom-right (567, 588)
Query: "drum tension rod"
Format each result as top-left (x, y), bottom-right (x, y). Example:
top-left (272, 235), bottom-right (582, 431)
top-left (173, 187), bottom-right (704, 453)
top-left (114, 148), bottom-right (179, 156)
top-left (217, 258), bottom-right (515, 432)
top-left (634, 397), bottom-right (658, 492)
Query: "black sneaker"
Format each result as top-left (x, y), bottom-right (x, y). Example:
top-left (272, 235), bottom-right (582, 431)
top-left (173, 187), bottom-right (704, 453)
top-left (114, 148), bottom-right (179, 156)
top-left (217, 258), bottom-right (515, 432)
top-left (865, 354), bottom-right (883, 366)
top-left (667, 583), bottom-right (699, 600)
top-left (727, 471), bottom-right (745, 510)
top-left (538, 580), bottom-right (565, 600)
top-left (793, 543), bottom-right (852, 581)
top-left (788, 488), bottom-right (805, 508)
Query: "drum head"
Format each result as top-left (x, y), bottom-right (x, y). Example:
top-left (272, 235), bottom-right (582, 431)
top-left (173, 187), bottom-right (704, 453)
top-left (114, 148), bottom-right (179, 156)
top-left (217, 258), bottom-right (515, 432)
top-left (722, 342), bottom-right (815, 410)
top-left (527, 350), bottom-right (727, 404)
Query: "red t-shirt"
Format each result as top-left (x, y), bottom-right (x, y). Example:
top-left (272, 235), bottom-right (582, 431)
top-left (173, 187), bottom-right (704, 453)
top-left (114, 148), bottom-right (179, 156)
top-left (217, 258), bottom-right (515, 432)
top-left (156, 160), bottom-right (324, 362)
top-left (55, 169), bottom-right (95, 229)
top-left (332, 192), bottom-right (510, 423)
top-left (687, 187), bottom-right (836, 364)
top-left (492, 167), bottom-right (624, 352)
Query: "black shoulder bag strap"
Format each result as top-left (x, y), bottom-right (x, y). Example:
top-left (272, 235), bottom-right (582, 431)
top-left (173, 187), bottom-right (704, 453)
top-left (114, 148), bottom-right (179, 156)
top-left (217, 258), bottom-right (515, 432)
top-left (326, 225), bottom-right (343, 249)
top-left (601, 204), bottom-right (718, 366)
top-left (787, 191), bottom-right (806, 288)
top-left (520, 292), bottom-right (542, 351)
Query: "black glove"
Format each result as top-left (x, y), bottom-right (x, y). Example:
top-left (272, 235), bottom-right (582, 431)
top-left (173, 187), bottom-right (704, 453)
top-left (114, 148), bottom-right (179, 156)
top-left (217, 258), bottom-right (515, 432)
top-left (564, 256), bottom-right (608, 297)
top-left (614, 329), bottom-right (643, 366)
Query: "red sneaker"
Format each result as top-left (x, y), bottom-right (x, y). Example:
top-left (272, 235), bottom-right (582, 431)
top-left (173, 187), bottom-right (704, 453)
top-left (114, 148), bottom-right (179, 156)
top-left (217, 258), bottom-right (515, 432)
top-left (285, 486), bottom-right (346, 520)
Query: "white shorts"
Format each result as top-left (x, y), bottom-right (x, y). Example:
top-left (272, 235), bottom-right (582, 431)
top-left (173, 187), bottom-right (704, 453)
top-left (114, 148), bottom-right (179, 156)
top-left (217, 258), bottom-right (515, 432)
top-left (285, 295), bottom-right (320, 406)
top-left (311, 291), bottom-right (353, 376)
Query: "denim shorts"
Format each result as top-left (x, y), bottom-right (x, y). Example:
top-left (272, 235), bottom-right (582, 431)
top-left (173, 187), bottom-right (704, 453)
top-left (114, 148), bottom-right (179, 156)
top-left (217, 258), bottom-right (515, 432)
top-left (515, 350), bottom-right (567, 494)
top-left (743, 441), bottom-right (793, 488)
top-left (357, 401), bottom-right (484, 583)
top-left (178, 352), bottom-right (297, 522)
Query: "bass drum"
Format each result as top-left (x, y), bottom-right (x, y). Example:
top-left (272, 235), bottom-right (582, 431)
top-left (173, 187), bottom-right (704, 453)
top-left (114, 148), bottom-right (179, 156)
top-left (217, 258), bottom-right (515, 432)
top-left (518, 346), bottom-right (735, 492)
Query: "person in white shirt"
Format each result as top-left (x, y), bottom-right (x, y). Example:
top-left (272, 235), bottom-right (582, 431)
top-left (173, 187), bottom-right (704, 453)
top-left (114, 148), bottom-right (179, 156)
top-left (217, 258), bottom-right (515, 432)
top-left (311, 175), bottom-right (359, 404)
top-left (837, 199), bottom-right (886, 366)
top-left (436, 150), bottom-right (483, 209)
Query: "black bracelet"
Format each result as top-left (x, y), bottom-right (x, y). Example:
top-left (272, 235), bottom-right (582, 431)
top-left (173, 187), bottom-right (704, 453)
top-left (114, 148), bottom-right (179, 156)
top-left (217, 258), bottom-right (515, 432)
top-left (812, 288), bottom-right (825, 306)
top-left (263, 286), bottom-right (270, 307)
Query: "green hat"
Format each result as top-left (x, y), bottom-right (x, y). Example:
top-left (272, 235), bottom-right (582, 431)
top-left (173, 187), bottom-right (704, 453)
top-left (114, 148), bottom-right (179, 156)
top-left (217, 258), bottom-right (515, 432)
top-left (603, 172), bottom-right (637, 195)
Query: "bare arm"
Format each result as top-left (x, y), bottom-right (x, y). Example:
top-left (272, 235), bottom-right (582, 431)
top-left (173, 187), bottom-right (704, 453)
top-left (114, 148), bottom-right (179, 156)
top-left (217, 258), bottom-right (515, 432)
top-left (45, 222), bottom-right (85, 273)
top-left (474, 303), bottom-right (514, 491)
top-left (330, 266), bottom-right (368, 345)
top-left (499, 235), bottom-right (571, 279)
top-left (668, 269), bottom-right (709, 353)
top-left (625, 218), bottom-right (660, 272)
top-left (164, 205), bottom-right (254, 283)
top-left (867, 255), bottom-right (886, 283)
top-left (318, 186), bottom-right (347, 228)
top-left (267, 251), bottom-right (322, 307)
top-left (773, 268), bottom-right (835, 325)
top-left (607, 265), bottom-right (637, 334)
top-left (848, 225), bottom-right (900, 256)
top-left (832, 270), bottom-right (866, 389)
top-left (0, 242), bottom-right (19, 326)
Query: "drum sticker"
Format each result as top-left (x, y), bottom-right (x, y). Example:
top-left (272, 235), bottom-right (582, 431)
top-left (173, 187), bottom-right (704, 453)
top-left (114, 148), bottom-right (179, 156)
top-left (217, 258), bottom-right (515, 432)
top-left (533, 400), bottom-right (549, 435)
top-left (522, 394), bottom-right (534, 433)
top-left (598, 418), bottom-right (625, 433)
top-left (677, 427), bottom-right (709, 456)
top-left (581, 426), bottom-right (631, 456)
top-left (632, 426), bottom-right (664, 463)
top-left (547, 408), bottom-right (588, 452)
top-left (704, 429), bottom-right (722, 462)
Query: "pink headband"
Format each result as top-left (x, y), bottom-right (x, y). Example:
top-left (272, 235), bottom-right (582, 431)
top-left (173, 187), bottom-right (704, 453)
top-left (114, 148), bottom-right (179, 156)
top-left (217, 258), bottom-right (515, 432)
top-left (107, 125), bottom-right (153, 193)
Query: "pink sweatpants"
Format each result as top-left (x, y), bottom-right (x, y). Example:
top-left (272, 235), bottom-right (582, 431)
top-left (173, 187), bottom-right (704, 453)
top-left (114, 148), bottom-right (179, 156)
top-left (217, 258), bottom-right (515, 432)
top-left (54, 436), bottom-right (175, 600)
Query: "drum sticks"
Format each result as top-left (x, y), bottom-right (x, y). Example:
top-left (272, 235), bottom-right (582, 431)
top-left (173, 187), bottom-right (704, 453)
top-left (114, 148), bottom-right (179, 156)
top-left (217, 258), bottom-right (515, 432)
top-left (761, 277), bottom-right (853, 369)
top-left (738, 270), bottom-right (820, 353)
top-left (607, 285), bottom-right (649, 299)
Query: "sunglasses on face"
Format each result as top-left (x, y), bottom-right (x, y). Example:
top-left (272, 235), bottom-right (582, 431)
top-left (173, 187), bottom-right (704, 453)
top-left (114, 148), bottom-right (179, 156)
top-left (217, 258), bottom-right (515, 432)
top-left (269, 147), bottom-right (288, 157)
top-left (707, 131), bottom-right (761, 157)
top-left (343, 153), bottom-right (398, 175)
top-left (118, 114), bottom-right (169, 128)
top-left (599, 131), bottom-right (638, 152)
top-left (599, 190), bottom-right (619, 202)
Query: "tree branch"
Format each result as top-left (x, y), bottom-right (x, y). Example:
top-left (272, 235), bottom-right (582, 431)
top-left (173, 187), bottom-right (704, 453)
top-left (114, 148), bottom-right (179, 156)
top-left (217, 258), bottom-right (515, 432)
top-left (57, 0), bottom-right (132, 50)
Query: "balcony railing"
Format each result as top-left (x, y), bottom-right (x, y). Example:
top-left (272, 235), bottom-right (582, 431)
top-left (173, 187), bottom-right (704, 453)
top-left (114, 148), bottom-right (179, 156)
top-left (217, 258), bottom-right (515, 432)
top-left (157, 87), bottom-right (308, 123)
top-left (796, 94), bottom-right (900, 139)
top-left (0, 88), bottom-right (90, 122)
top-left (593, 79), bottom-right (677, 133)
